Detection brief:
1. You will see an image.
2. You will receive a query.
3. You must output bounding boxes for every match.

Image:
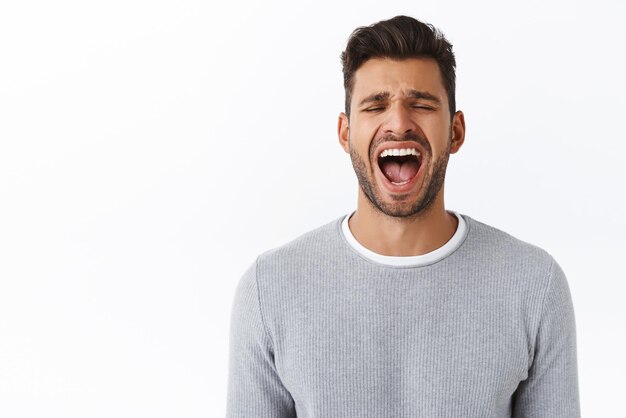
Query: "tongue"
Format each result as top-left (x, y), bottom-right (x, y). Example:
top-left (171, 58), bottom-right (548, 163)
top-left (381, 159), bottom-right (419, 183)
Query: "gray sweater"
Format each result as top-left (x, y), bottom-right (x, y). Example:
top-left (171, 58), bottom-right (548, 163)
top-left (226, 213), bottom-right (580, 417)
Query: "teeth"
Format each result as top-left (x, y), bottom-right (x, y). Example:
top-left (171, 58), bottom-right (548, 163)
top-left (379, 148), bottom-right (420, 158)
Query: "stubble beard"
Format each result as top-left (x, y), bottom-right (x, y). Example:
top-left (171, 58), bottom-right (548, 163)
top-left (349, 131), bottom-right (452, 219)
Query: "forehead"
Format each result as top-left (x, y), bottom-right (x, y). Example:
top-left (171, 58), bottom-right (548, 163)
top-left (352, 57), bottom-right (446, 102)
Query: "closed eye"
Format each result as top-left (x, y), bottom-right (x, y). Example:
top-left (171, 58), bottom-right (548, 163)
top-left (363, 105), bottom-right (434, 112)
top-left (411, 105), bottom-right (434, 110)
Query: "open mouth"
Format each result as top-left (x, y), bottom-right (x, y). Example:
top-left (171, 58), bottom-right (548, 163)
top-left (377, 148), bottom-right (422, 185)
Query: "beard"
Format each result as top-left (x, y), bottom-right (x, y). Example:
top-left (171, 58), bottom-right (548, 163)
top-left (349, 130), bottom-right (451, 219)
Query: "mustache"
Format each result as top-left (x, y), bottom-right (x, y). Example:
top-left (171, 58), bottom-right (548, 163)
top-left (370, 131), bottom-right (431, 159)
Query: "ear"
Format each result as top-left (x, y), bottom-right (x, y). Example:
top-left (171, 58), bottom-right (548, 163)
top-left (450, 110), bottom-right (466, 154)
top-left (337, 112), bottom-right (350, 154)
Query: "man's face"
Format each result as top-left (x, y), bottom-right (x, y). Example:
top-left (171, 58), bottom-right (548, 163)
top-left (338, 57), bottom-right (465, 218)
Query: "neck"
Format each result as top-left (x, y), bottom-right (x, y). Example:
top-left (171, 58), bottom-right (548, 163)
top-left (348, 190), bottom-right (457, 257)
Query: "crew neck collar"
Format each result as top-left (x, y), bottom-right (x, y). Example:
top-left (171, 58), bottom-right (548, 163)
top-left (339, 210), bottom-right (468, 267)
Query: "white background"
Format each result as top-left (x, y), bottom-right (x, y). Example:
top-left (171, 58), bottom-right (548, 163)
top-left (1, 0), bottom-right (625, 416)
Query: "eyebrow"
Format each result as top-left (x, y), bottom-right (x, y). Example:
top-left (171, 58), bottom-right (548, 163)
top-left (358, 89), bottom-right (442, 107)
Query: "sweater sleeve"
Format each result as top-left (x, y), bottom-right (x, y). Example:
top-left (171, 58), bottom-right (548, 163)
top-left (226, 259), bottom-right (296, 418)
top-left (512, 257), bottom-right (581, 417)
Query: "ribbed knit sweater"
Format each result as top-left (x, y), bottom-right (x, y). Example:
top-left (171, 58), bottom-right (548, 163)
top-left (226, 212), bottom-right (580, 417)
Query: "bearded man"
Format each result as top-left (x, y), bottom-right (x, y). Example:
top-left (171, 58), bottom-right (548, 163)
top-left (227, 15), bottom-right (580, 418)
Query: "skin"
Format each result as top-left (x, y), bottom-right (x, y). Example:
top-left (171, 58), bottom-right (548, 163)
top-left (337, 57), bottom-right (466, 256)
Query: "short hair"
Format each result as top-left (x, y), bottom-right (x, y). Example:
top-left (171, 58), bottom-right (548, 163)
top-left (340, 15), bottom-right (456, 118)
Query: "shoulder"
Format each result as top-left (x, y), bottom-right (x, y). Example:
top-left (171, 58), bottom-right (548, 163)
top-left (461, 214), bottom-right (570, 326)
top-left (462, 214), bottom-right (555, 266)
top-left (460, 214), bottom-right (560, 296)
top-left (256, 216), bottom-right (344, 267)
top-left (250, 215), bottom-right (345, 307)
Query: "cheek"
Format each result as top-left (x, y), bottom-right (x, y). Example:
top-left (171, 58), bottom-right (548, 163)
top-left (348, 132), bottom-right (368, 152)
top-left (422, 119), bottom-right (451, 150)
top-left (350, 124), bottom-right (378, 155)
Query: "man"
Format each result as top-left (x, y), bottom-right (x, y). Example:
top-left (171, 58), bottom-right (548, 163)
top-left (226, 15), bottom-right (580, 418)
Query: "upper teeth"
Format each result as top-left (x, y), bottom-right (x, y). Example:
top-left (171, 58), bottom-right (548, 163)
top-left (379, 148), bottom-right (420, 158)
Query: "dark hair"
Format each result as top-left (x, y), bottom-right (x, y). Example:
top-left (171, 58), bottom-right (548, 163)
top-left (340, 15), bottom-right (456, 118)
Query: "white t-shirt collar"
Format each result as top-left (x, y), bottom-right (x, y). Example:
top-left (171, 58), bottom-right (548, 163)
top-left (340, 210), bottom-right (467, 267)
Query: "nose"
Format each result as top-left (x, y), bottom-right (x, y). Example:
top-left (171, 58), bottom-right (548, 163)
top-left (383, 103), bottom-right (416, 136)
